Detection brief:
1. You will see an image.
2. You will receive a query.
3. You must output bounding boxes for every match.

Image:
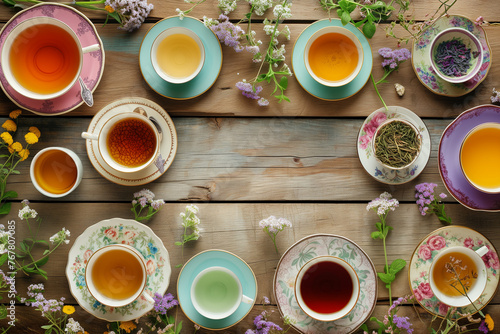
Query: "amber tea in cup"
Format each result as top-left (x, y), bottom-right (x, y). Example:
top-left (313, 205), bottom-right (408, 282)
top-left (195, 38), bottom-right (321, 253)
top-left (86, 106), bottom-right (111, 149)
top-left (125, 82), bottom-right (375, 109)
top-left (30, 147), bottom-right (83, 198)
top-left (85, 244), bottom-right (153, 307)
top-left (304, 26), bottom-right (363, 87)
top-left (429, 246), bottom-right (488, 307)
top-left (460, 122), bottom-right (500, 193)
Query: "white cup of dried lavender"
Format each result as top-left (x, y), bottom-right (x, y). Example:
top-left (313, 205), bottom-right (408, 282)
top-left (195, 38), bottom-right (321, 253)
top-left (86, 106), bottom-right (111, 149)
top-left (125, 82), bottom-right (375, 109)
top-left (429, 27), bottom-right (483, 84)
top-left (372, 118), bottom-right (422, 170)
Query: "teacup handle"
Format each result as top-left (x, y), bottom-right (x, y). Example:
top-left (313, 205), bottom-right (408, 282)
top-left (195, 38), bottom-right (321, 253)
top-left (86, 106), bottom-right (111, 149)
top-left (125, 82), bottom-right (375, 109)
top-left (476, 245), bottom-right (488, 257)
top-left (141, 291), bottom-right (155, 304)
top-left (81, 132), bottom-right (98, 141)
top-left (241, 294), bottom-right (253, 304)
top-left (82, 44), bottom-right (101, 54)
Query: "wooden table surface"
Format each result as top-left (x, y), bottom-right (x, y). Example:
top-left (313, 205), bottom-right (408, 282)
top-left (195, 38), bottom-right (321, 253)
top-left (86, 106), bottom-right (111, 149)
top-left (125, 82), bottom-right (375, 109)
top-left (1, 1), bottom-right (500, 333)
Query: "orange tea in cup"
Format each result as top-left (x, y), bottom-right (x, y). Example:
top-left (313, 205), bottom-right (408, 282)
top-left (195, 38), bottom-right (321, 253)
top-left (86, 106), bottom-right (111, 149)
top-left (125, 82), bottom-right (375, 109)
top-left (460, 123), bottom-right (500, 192)
top-left (32, 149), bottom-right (78, 195)
top-left (308, 32), bottom-right (359, 82)
top-left (9, 23), bottom-right (80, 95)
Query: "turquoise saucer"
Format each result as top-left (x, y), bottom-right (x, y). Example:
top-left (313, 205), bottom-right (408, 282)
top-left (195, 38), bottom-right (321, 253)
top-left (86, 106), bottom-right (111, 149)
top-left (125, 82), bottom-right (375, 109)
top-left (177, 250), bottom-right (258, 330)
top-left (292, 19), bottom-right (373, 101)
top-left (139, 16), bottom-right (223, 100)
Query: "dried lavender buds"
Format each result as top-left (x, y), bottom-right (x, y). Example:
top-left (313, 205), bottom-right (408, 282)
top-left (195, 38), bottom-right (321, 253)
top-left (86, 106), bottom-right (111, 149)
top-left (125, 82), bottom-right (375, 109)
top-left (434, 39), bottom-right (478, 77)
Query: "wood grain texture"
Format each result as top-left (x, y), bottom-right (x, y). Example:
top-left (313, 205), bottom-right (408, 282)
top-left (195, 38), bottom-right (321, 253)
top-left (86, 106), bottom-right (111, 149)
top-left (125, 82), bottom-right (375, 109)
top-left (1, 0), bottom-right (500, 22)
top-left (0, 116), bottom-right (453, 202)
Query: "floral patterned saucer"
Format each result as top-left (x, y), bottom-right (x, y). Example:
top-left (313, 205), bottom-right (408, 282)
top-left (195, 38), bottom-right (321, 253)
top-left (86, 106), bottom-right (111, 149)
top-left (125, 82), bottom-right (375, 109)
top-left (274, 234), bottom-right (377, 334)
top-left (409, 226), bottom-right (499, 319)
top-left (65, 218), bottom-right (171, 321)
top-left (0, 3), bottom-right (105, 115)
top-left (412, 15), bottom-right (491, 97)
top-left (84, 97), bottom-right (178, 186)
top-left (439, 105), bottom-right (500, 211)
top-left (357, 106), bottom-right (431, 184)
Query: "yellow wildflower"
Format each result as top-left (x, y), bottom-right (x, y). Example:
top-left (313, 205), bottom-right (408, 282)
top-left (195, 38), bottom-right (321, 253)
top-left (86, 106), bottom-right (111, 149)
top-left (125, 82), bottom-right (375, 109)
top-left (9, 109), bottom-right (21, 119)
top-left (1, 132), bottom-right (13, 146)
top-left (62, 305), bottom-right (75, 315)
top-left (2, 120), bottom-right (17, 132)
top-left (105, 5), bottom-right (115, 13)
top-left (485, 314), bottom-right (494, 331)
top-left (29, 126), bottom-right (41, 138)
top-left (7, 146), bottom-right (14, 154)
top-left (19, 149), bottom-right (29, 161)
top-left (25, 132), bottom-right (38, 145)
top-left (119, 321), bottom-right (137, 333)
top-left (11, 142), bottom-right (22, 153)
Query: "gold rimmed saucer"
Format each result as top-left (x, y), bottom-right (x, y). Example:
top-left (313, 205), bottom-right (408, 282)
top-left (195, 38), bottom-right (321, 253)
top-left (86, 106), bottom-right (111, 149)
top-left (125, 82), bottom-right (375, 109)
top-left (84, 97), bottom-right (177, 186)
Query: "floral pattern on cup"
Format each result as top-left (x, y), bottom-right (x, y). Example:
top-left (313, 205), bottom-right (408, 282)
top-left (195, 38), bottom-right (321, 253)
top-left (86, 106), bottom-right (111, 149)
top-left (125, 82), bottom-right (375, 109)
top-left (274, 234), bottom-right (377, 334)
top-left (67, 218), bottom-right (170, 320)
top-left (409, 226), bottom-right (499, 319)
top-left (412, 15), bottom-right (491, 97)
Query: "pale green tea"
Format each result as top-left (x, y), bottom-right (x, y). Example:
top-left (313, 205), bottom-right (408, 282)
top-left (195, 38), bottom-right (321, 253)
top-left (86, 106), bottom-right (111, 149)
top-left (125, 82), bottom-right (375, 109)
top-left (194, 269), bottom-right (240, 314)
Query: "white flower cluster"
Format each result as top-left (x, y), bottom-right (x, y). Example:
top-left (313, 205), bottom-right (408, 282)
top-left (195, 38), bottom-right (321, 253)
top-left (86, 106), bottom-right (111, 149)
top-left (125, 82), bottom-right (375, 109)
top-left (251, 0), bottom-right (274, 16)
top-left (18, 204), bottom-right (37, 220)
top-left (65, 318), bottom-right (84, 333)
top-left (259, 215), bottom-right (292, 234)
top-left (105, 0), bottom-right (154, 31)
top-left (366, 192), bottom-right (399, 216)
top-left (0, 225), bottom-right (11, 254)
top-left (49, 228), bottom-right (70, 245)
top-left (273, 3), bottom-right (292, 19)
top-left (180, 204), bottom-right (201, 239)
top-left (218, 0), bottom-right (238, 14)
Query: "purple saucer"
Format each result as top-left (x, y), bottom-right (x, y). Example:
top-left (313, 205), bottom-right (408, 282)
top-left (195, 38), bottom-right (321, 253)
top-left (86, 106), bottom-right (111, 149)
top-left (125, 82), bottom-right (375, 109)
top-left (438, 105), bottom-right (500, 211)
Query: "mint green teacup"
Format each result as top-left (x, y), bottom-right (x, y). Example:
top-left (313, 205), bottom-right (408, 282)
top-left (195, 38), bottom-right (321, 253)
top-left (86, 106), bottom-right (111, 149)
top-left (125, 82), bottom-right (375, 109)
top-left (191, 266), bottom-right (253, 319)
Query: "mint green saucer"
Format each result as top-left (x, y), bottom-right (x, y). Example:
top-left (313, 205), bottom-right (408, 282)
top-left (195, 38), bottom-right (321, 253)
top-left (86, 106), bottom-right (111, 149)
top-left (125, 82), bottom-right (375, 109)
top-left (177, 250), bottom-right (257, 330)
top-left (292, 19), bottom-right (373, 101)
top-left (139, 16), bottom-right (222, 100)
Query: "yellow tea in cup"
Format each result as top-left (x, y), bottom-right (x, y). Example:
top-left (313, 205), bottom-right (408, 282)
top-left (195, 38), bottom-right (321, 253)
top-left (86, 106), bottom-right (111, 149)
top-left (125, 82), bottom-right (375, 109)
top-left (308, 33), bottom-right (359, 82)
top-left (9, 23), bottom-right (80, 95)
top-left (460, 123), bottom-right (500, 192)
top-left (431, 251), bottom-right (478, 297)
top-left (33, 149), bottom-right (78, 195)
top-left (91, 248), bottom-right (145, 300)
top-left (156, 33), bottom-right (201, 79)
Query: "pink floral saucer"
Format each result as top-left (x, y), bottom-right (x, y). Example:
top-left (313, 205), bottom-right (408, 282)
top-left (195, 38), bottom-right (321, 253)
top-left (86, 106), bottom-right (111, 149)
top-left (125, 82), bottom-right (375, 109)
top-left (65, 218), bottom-right (171, 321)
top-left (357, 106), bottom-right (431, 184)
top-left (274, 234), bottom-right (377, 334)
top-left (0, 3), bottom-right (105, 115)
top-left (409, 226), bottom-right (499, 319)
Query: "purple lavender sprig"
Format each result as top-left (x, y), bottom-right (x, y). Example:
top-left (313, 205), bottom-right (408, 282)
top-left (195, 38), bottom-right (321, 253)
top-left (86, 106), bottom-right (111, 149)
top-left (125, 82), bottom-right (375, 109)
top-left (371, 47), bottom-right (411, 110)
top-left (415, 182), bottom-right (452, 225)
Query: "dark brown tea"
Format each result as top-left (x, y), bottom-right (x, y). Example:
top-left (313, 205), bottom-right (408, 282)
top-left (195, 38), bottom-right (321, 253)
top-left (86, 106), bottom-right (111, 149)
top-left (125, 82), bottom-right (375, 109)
top-left (300, 261), bottom-right (353, 314)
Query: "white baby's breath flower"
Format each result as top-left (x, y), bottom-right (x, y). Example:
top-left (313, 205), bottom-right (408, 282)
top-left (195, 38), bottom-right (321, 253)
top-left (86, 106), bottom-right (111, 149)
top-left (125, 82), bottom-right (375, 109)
top-left (273, 3), bottom-right (292, 19)
top-left (49, 228), bottom-right (71, 245)
top-left (18, 205), bottom-right (38, 220)
top-left (366, 192), bottom-right (399, 216)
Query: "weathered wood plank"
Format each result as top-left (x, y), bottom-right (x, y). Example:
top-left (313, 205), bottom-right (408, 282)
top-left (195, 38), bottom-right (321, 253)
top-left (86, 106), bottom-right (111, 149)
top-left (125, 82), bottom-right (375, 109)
top-left (0, 117), bottom-right (455, 202)
top-left (6, 203), bottom-right (500, 305)
top-left (0, 22), bottom-right (499, 117)
top-left (1, 0), bottom-right (499, 23)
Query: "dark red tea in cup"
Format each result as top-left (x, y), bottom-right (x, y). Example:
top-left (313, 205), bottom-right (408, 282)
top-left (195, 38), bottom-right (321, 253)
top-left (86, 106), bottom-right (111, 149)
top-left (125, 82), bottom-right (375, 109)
top-left (299, 260), bottom-right (353, 314)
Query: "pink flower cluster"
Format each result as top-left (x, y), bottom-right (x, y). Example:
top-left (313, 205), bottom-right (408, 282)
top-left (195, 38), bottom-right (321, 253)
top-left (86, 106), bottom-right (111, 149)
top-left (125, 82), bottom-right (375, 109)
top-left (413, 282), bottom-right (433, 302)
top-left (418, 235), bottom-right (446, 261)
top-left (359, 112), bottom-right (387, 149)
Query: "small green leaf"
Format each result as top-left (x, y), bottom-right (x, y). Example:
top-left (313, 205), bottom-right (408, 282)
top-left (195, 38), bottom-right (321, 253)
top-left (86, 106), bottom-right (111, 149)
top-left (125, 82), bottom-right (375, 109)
top-left (389, 258), bottom-right (407, 275)
top-left (175, 264), bottom-right (183, 268)
top-left (174, 242), bottom-right (183, 246)
top-left (341, 11), bottom-right (351, 26)
top-left (0, 254), bottom-right (7, 266)
top-left (362, 19), bottom-right (376, 39)
top-left (175, 321), bottom-right (183, 334)
top-left (375, 222), bottom-right (382, 232)
top-left (9, 170), bottom-right (20, 175)
top-left (370, 231), bottom-right (383, 239)
top-left (377, 272), bottom-right (395, 284)
top-left (34, 256), bottom-right (49, 268)
top-left (41, 325), bottom-right (52, 329)
top-left (279, 76), bottom-right (288, 90)
top-left (0, 202), bottom-right (11, 215)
